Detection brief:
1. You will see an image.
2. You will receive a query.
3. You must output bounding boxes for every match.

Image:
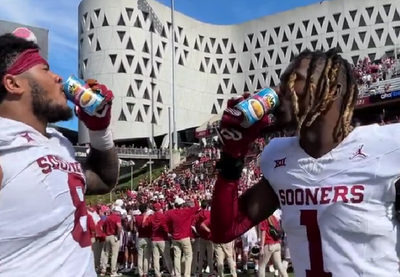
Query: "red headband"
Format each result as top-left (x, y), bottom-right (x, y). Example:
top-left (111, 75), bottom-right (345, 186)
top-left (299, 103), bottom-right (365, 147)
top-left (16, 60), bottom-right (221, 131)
top-left (6, 49), bottom-right (48, 75)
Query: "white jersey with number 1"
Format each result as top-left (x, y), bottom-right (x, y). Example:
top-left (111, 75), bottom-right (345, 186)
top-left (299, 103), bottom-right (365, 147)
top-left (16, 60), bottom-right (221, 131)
top-left (0, 118), bottom-right (95, 277)
top-left (261, 123), bottom-right (400, 277)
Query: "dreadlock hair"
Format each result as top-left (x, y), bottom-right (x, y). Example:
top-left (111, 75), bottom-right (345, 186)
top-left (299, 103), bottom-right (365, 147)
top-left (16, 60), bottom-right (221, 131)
top-left (0, 33), bottom-right (40, 104)
top-left (287, 48), bottom-right (358, 141)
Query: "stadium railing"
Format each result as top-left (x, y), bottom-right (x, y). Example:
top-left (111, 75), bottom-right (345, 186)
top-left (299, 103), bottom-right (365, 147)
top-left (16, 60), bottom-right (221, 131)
top-left (74, 146), bottom-right (187, 159)
top-left (358, 77), bottom-right (400, 98)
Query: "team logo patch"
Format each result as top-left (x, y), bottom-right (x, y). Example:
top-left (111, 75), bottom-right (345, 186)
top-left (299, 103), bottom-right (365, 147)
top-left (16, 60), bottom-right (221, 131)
top-left (274, 157), bottom-right (286, 168)
top-left (350, 145), bottom-right (367, 159)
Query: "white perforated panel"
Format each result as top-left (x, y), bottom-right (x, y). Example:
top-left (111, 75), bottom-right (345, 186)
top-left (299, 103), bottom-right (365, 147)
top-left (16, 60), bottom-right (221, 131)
top-left (78, 0), bottom-right (400, 140)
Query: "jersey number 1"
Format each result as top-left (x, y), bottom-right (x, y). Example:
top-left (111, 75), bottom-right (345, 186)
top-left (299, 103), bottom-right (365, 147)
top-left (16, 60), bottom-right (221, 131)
top-left (300, 210), bottom-right (332, 277)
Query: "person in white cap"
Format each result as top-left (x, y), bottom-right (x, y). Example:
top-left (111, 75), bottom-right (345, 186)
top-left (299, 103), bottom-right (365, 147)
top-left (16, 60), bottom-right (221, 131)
top-left (115, 199), bottom-right (124, 207)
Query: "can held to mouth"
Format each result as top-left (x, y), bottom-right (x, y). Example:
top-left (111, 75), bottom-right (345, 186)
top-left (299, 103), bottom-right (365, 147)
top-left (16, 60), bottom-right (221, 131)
top-left (235, 87), bottom-right (279, 128)
top-left (62, 75), bottom-right (106, 116)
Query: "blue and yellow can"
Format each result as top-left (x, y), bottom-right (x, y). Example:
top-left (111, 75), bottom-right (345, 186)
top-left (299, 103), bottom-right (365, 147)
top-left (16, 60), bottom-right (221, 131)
top-left (235, 88), bottom-right (279, 128)
top-left (63, 75), bottom-right (106, 116)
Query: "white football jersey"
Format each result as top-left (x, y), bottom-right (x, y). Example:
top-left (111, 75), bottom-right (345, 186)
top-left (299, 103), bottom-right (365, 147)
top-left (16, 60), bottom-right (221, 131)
top-left (0, 118), bottom-right (95, 277)
top-left (261, 123), bottom-right (400, 277)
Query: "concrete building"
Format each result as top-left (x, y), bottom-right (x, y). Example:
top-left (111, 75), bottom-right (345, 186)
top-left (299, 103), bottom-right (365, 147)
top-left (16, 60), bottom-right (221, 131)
top-left (78, 0), bottom-right (400, 143)
top-left (0, 20), bottom-right (49, 59)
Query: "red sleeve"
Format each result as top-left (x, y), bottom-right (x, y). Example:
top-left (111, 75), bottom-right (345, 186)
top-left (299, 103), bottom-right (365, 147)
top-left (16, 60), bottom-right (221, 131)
top-left (87, 214), bottom-right (96, 236)
top-left (134, 215), bottom-right (142, 228)
top-left (201, 218), bottom-right (212, 240)
top-left (96, 220), bottom-right (106, 239)
top-left (194, 211), bottom-right (202, 225)
top-left (191, 199), bottom-right (200, 214)
top-left (161, 215), bottom-right (169, 233)
top-left (210, 176), bottom-right (253, 243)
top-left (202, 218), bottom-right (210, 228)
top-left (205, 210), bottom-right (211, 221)
top-left (113, 215), bottom-right (121, 224)
top-left (259, 220), bottom-right (267, 231)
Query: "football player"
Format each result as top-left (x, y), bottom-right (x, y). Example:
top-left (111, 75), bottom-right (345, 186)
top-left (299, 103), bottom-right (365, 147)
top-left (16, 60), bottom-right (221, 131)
top-left (0, 33), bottom-right (119, 276)
top-left (211, 48), bottom-right (400, 276)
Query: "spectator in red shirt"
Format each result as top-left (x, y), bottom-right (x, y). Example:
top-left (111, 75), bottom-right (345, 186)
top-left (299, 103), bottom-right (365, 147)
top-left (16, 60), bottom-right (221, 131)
top-left (165, 197), bottom-right (199, 277)
top-left (259, 215), bottom-right (288, 277)
top-left (196, 200), bottom-right (213, 276)
top-left (100, 206), bottom-right (122, 276)
top-left (86, 213), bottom-right (99, 269)
top-left (133, 204), bottom-right (152, 277)
top-left (143, 203), bottom-right (174, 277)
top-left (191, 201), bottom-right (202, 276)
top-left (94, 216), bottom-right (106, 271)
top-left (87, 213), bottom-right (96, 245)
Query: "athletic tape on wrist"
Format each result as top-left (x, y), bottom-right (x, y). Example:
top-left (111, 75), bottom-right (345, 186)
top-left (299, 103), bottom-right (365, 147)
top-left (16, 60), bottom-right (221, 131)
top-left (88, 128), bottom-right (114, 150)
top-left (216, 153), bottom-right (244, 180)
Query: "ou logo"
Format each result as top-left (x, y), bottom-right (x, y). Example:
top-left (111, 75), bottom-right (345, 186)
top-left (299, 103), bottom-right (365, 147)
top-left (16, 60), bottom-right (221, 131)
top-left (219, 128), bottom-right (243, 141)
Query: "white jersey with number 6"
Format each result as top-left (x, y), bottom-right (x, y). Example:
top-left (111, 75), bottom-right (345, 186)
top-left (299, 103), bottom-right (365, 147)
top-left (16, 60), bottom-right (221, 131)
top-left (0, 118), bottom-right (95, 277)
top-left (261, 123), bottom-right (400, 277)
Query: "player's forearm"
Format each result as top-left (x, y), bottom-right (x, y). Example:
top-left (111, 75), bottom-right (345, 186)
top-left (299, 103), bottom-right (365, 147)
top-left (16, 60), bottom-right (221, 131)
top-left (211, 176), bottom-right (254, 243)
top-left (211, 154), bottom-right (254, 243)
top-left (84, 128), bottom-right (120, 195)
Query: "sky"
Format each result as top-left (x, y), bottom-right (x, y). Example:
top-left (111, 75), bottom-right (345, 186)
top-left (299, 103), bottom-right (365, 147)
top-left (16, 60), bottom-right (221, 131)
top-left (0, 0), bottom-right (327, 131)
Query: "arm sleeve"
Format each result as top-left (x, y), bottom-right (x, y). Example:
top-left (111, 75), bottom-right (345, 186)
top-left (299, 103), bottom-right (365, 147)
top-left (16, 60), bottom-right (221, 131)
top-left (190, 199), bottom-right (200, 214)
top-left (210, 176), bottom-right (254, 243)
top-left (161, 216), bottom-right (169, 233)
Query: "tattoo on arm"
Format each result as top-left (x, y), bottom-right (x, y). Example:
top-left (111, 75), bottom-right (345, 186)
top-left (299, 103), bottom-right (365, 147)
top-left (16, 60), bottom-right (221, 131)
top-left (83, 147), bottom-right (120, 195)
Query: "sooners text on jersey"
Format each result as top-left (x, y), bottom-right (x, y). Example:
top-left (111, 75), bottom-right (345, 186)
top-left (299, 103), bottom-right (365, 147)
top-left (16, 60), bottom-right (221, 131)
top-left (261, 123), bottom-right (400, 277)
top-left (0, 118), bottom-right (95, 277)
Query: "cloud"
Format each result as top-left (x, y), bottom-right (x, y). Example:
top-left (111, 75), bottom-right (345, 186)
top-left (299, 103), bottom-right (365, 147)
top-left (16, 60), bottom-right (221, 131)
top-left (0, 0), bottom-right (80, 51)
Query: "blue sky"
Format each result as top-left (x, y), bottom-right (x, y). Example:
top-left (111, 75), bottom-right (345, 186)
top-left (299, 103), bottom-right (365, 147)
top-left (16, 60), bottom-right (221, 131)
top-left (0, 0), bottom-right (326, 131)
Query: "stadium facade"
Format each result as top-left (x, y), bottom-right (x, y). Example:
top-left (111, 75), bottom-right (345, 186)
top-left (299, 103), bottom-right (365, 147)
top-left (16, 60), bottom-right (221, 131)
top-left (0, 20), bottom-right (49, 59)
top-left (78, 0), bottom-right (400, 143)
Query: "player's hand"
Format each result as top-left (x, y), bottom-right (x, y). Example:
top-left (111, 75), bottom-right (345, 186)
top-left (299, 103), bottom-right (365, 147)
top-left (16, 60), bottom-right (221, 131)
top-left (217, 93), bottom-right (271, 159)
top-left (75, 79), bottom-right (114, 131)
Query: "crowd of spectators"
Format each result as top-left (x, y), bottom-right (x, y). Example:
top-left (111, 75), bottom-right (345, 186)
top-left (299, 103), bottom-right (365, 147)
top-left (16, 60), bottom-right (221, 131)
top-left (88, 103), bottom-right (400, 275)
top-left (352, 56), bottom-right (399, 96)
top-left (87, 137), bottom-right (268, 275)
top-left (93, 138), bottom-right (263, 209)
